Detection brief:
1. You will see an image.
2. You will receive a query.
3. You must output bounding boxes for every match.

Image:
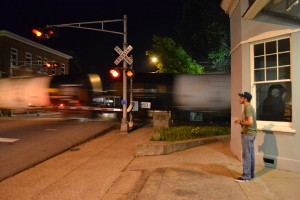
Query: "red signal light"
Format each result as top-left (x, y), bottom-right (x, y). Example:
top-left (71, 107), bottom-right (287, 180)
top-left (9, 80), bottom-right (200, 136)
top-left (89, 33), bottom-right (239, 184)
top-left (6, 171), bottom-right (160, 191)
top-left (52, 62), bottom-right (58, 67)
top-left (45, 28), bottom-right (55, 39)
top-left (125, 68), bottom-right (134, 78)
top-left (32, 27), bottom-right (56, 39)
top-left (32, 29), bottom-right (43, 37)
top-left (43, 62), bottom-right (59, 68)
top-left (48, 30), bottom-right (54, 35)
top-left (44, 62), bottom-right (51, 68)
top-left (110, 69), bottom-right (120, 78)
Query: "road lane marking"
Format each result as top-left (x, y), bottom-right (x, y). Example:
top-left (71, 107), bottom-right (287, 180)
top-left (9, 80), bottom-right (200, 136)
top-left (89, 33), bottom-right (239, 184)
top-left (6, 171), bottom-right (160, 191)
top-left (45, 129), bottom-right (56, 131)
top-left (0, 137), bottom-right (20, 143)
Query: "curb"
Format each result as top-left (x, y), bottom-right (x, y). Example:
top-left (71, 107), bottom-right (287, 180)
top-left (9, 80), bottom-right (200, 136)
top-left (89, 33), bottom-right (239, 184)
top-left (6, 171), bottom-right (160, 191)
top-left (136, 135), bottom-right (230, 156)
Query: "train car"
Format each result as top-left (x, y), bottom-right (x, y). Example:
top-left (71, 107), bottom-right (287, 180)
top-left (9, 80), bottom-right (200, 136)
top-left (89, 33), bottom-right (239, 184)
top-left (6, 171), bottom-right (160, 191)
top-left (131, 73), bottom-right (174, 111)
top-left (172, 74), bottom-right (231, 123)
top-left (0, 73), bottom-right (230, 123)
top-left (0, 74), bottom-right (102, 116)
top-left (0, 76), bottom-right (51, 110)
top-left (105, 73), bottom-right (231, 123)
top-left (173, 74), bottom-right (231, 111)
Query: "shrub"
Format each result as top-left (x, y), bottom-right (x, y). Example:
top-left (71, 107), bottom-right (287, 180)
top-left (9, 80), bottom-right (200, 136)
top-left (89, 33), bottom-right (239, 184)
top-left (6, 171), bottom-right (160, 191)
top-left (151, 126), bottom-right (230, 142)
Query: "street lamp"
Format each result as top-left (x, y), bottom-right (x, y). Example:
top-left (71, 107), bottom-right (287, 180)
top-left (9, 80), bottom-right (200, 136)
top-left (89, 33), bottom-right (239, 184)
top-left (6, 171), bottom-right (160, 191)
top-left (150, 56), bottom-right (159, 73)
top-left (151, 57), bottom-right (158, 63)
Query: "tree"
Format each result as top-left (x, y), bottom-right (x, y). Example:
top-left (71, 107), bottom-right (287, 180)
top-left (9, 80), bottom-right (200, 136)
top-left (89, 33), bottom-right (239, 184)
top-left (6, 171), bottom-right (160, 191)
top-left (146, 35), bottom-right (203, 74)
top-left (208, 38), bottom-right (230, 73)
top-left (176, 0), bottom-right (230, 72)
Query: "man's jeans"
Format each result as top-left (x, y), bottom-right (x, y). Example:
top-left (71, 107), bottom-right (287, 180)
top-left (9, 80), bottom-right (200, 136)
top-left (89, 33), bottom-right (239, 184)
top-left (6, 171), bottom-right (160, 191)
top-left (241, 134), bottom-right (255, 179)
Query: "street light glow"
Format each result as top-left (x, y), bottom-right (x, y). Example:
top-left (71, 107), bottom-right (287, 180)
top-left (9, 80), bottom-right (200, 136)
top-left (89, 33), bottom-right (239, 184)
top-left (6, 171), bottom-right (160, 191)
top-left (151, 57), bottom-right (158, 63)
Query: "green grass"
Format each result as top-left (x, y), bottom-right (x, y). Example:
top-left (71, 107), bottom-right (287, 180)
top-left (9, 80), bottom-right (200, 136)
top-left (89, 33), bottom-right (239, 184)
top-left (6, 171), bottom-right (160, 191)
top-left (151, 126), bottom-right (230, 142)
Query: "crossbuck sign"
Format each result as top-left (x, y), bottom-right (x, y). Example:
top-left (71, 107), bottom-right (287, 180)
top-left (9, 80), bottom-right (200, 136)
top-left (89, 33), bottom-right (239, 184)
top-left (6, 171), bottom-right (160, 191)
top-left (114, 45), bottom-right (133, 65)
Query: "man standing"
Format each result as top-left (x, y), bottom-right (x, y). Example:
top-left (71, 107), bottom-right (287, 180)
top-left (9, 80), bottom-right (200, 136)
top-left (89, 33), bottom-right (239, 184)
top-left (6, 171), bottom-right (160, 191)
top-left (234, 92), bottom-right (257, 182)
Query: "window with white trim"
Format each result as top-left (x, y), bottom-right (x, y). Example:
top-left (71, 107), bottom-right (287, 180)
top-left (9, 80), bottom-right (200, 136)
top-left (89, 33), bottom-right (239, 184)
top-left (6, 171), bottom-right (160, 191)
top-left (61, 63), bottom-right (65, 75)
top-left (25, 52), bottom-right (32, 68)
top-left (10, 48), bottom-right (18, 66)
top-left (252, 37), bottom-right (292, 123)
top-left (37, 56), bottom-right (42, 65)
top-left (52, 61), bottom-right (56, 75)
top-left (43, 58), bottom-right (49, 74)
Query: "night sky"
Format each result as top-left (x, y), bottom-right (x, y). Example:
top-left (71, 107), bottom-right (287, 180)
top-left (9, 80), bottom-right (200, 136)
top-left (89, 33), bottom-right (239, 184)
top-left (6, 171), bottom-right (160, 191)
top-left (1, 0), bottom-right (189, 74)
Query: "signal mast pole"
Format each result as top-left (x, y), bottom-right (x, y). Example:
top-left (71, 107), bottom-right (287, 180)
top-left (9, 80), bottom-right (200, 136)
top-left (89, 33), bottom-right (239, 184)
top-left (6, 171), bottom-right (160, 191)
top-left (121, 15), bottom-right (128, 132)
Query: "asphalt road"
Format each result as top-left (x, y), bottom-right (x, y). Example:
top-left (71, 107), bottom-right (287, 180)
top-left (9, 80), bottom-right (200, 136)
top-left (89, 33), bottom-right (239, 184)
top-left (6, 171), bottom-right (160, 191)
top-left (0, 117), bottom-right (117, 181)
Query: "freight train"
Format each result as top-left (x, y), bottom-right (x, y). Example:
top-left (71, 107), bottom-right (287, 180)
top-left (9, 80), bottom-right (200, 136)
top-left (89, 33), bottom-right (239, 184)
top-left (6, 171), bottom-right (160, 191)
top-left (0, 73), bottom-right (231, 123)
top-left (107, 73), bottom-right (231, 123)
top-left (0, 74), bottom-right (102, 116)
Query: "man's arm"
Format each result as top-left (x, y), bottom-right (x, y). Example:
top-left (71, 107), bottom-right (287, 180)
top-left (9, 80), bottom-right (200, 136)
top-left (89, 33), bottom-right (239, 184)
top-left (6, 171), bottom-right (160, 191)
top-left (240, 116), bottom-right (253, 126)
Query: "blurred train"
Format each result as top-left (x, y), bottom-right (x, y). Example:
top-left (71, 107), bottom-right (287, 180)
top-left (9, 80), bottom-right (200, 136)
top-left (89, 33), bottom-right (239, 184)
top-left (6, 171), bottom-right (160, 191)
top-left (0, 73), bottom-right (231, 123)
top-left (0, 74), bottom-right (102, 116)
top-left (107, 73), bottom-right (231, 123)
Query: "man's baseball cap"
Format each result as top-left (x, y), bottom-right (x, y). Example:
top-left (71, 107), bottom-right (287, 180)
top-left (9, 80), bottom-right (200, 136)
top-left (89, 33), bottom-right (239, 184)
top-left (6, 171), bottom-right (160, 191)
top-left (238, 92), bottom-right (252, 101)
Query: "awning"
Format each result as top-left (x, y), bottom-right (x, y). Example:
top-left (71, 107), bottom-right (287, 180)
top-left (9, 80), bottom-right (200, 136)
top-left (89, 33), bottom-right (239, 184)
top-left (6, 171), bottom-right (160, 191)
top-left (244, 0), bottom-right (300, 24)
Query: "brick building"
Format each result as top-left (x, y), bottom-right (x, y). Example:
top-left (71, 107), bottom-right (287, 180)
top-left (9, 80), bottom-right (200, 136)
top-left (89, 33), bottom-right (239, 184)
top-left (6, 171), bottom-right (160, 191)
top-left (0, 30), bottom-right (72, 77)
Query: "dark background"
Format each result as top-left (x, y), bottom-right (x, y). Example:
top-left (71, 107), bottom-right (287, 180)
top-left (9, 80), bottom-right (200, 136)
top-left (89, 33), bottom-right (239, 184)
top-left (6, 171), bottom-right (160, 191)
top-left (1, 0), bottom-right (190, 74)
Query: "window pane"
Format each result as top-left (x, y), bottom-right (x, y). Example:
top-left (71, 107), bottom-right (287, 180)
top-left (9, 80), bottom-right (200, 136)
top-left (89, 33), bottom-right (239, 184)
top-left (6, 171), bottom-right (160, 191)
top-left (254, 56), bottom-right (264, 69)
top-left (254, 43), bottom-right (264, 56)
top-left (279, 67), bottom-right (290, 79)
top-left (61, 64), bottom-right (65, 75)
top-left (266, 41), bottom-right (276, 54)
top-left (278, 52), bottom-right (290, 66)
top-left (37, 56), bottom-right (42, 65)
top-left (11, 48), bottom-right (18, 66)
top-left (266, 68), bottom-right (277, 80)
top-left (256, 82), bottom-right (292, 122)
top-left (255, 69), bottom-right (264, 81)
top-left (266, 54), bottom-right (277, 67)
top-left (25, 53), bottom-right (32, 67)
top-left (278, 38), bottom-right (290, 52)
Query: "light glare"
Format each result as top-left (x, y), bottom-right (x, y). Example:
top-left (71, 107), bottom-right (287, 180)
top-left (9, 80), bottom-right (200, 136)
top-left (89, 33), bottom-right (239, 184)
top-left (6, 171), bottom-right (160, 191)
top-left (151, 57), bottom-right (158, 63)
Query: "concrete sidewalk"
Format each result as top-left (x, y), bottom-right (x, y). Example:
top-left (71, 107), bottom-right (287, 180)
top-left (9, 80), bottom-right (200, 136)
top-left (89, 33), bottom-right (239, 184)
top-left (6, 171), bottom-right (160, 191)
top-left (126, 140), bottom-right (300, 200)
top-left (1, 125), bottom-right (300, 200)
top-left (103, 127), bottom-right (300, 200)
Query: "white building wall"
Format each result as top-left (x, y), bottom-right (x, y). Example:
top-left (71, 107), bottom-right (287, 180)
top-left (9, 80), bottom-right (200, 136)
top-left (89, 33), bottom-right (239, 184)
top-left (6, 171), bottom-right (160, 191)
top-left (229, 0), bottom-right (241, 160)
top-left (230, 1), bottom-right (300, 173)
top-left (255, 31), bottom-right (300, 173)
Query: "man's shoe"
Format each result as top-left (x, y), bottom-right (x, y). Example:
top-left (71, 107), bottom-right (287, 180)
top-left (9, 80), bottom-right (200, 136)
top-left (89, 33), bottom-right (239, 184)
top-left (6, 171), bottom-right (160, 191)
top-left (235, 177), bottom-right (249, 182)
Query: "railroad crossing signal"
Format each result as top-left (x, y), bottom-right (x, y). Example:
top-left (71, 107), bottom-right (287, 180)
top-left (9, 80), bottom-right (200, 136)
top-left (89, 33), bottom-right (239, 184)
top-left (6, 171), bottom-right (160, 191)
top-left (114, 45), bottom-right (133, 65)
top-left (125, 68), bottom-right (134, 78)
top-left (32, 27), bottom-right (56, 39)
top-left (110, 68), bottom-right (121, 78)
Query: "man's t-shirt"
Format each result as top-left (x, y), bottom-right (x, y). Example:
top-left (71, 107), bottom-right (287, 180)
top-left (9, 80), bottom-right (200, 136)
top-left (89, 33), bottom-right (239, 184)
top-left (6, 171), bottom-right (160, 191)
top-left (242, 104), bottom-right (257, 137)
